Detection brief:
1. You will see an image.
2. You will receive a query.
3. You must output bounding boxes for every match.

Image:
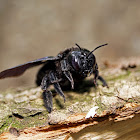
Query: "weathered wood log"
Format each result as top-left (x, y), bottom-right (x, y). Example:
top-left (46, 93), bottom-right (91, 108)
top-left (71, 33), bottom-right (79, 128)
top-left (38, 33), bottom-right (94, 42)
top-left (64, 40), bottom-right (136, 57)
top-left (0, 57), bottom-right (140, 139)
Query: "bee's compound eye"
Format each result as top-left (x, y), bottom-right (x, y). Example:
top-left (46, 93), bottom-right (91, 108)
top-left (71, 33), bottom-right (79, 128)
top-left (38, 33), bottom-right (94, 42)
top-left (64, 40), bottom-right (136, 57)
top-left (68, 51), bottom-right (81, 71)
top-left (71, 56), bottom-right (81, 71)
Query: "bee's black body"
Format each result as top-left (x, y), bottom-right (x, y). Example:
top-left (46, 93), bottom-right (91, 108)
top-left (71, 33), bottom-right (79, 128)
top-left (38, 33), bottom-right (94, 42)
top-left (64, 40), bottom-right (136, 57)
top-left (0, 44), bottom-right (108, 113)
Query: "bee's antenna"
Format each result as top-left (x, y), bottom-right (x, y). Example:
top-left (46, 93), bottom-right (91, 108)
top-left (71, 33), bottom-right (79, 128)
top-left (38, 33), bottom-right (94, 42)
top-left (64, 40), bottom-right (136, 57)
top-left (75, 43), bottom-right (82, 50)
top-left (87, 43), bottom-right (108, 57)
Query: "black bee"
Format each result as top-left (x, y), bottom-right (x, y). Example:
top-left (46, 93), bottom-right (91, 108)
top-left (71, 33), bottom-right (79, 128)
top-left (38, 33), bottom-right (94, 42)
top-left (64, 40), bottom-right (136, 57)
top-left (0, 43), bottom-right (108, 113)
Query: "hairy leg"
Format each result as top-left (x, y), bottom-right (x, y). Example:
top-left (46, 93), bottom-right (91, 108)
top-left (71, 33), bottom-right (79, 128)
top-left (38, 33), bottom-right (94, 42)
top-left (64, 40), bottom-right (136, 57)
top-left (61, 59), bottom-right (74, 89)
top-left (41, 75), bottom-right (53, 112)
top-left (49, 71), bottom-right (65, 102)
top-left (98, 76), bottom-right (108, 87)
top-left (93, 64), bottom-right (99, 87)
top-left (42, 91), bottom-right (53, 113)
top-left (41, 70), bottom-right (65, 113)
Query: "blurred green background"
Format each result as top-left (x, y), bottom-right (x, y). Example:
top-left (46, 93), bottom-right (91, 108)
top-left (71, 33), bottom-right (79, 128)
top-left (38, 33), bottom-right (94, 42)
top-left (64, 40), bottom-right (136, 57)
top-left (0, 0), bottom-right (140, 90)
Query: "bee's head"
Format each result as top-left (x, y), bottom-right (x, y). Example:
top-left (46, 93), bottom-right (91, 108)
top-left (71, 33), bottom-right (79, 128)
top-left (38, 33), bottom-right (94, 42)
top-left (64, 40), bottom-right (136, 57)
top-left (68, 43), bottom-right (108, 77)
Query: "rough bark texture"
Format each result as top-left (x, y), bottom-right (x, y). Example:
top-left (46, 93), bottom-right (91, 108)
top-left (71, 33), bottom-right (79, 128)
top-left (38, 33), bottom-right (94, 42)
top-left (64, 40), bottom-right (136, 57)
top-left (0, 57), bottom-right (140, 140)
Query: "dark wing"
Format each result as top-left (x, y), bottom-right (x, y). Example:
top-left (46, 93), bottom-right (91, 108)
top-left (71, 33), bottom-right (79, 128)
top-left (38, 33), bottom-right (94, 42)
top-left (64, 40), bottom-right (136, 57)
top-left (0, 56), bottom-right (59, 79)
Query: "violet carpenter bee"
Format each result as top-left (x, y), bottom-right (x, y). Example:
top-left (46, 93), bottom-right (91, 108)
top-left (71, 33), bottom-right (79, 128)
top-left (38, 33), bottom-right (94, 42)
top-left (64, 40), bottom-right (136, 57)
top-left (0, 43), bottom-right (108, 113)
